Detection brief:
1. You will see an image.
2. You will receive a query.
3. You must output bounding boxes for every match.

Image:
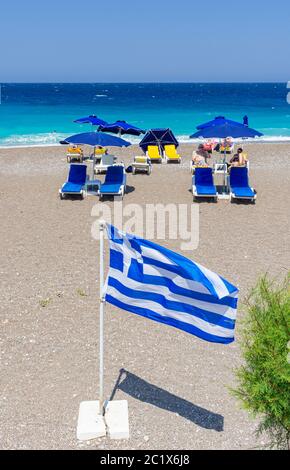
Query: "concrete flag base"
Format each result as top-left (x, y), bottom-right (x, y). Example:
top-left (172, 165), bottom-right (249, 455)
top-left (77, 400), bottom-right (129, 441)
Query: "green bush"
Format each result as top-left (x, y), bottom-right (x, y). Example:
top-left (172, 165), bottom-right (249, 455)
top-left (232, 273), bottom-right (290, 449)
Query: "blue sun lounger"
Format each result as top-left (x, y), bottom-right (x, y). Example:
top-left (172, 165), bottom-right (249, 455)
top-left (59, 164), bottom-right (87, 199)
top-left (229, 167), bottom-right (256, 202)
top-left (192, 167), bottom-right (218, 201)
top-left (98, 165), bottom-right (126, 200)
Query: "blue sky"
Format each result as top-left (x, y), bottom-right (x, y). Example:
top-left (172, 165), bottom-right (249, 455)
top-left (1, 0), bottom-right (290, 82)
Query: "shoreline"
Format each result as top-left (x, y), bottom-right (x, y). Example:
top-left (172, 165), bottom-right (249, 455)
top-left (1, 138), bottom-right (290, 150)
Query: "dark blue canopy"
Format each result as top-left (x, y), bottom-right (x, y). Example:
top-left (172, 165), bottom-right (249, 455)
top-left (99, 120), bottom-right (145, 136)
top-left (190, 122), bottom-right (263, 139)
top-left (196, 116), bottom-right (246, 130)
top-left (60, 132), bottom-right (131, 147)
top-left (74, 115), bottom-right (108, 126)
top-left (139, 128), bottom-right (179, 152)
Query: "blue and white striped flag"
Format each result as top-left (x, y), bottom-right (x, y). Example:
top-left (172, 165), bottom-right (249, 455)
top-left (104, 224), bottom-right (239, 344)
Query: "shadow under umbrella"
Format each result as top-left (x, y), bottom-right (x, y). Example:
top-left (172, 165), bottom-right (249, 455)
top-left (109, 369), bottom-right (224, 432)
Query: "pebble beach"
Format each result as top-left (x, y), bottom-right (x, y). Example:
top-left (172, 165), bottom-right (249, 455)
top-left (1, 142), bottom-right (289, 450)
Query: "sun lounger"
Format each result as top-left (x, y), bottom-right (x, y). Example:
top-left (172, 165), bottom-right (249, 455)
top-left (229, 167), bottom-right (256, 202)
top-left (66, 146), bottom-right (83, 163)
top-left (98, 165), bottom-right (126, 200)
top-left (94, 147), bottom-right (107, 156)
top-left (164, 145), bottom-right (181, 163)
top-left (192, 167), bottom-right (218, 201)
top-left (94, 154), bottom-right (118, 174)
top-left (59, 164), bottom-right (87, 199)
top-left (132, 156), bottom-right (152, 175)
top-left (146, 145), bottom-right (162, 163)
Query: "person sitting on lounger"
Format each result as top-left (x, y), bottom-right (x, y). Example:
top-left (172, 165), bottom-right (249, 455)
top-left (203, 139), bottom-right (216, 154)
top-left (192, 144), bottom-right (210, 165)
top-left (237, 147), bottom-right (248, 165)
top-left (192, 154), bottom-right (207, 166)
top-left (229, 148), bottom-right (248, 167)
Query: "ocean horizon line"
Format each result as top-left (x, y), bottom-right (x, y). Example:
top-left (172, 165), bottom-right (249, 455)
top-left (1, 81), bottom-right (289, 85)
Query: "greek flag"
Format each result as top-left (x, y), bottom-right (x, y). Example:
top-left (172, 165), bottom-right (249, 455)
top-left (104, 224), bottom-right (239, 344)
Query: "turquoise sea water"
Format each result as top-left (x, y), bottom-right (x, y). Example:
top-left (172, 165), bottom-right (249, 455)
top-left (0, 83), bottom-right (290, 146)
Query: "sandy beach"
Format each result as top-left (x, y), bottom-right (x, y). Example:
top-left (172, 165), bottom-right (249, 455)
top-left (0, 142), bottom-right (289, 450)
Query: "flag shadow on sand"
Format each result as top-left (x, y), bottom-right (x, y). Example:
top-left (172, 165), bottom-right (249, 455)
top-left (110, 369), bottom-right (224, 432)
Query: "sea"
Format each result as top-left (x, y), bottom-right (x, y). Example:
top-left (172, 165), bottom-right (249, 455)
top-left (0, 83), bottom-right (290, 147)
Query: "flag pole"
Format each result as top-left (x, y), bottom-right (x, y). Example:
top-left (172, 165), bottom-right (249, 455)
top-left (97, 220), bottom-right (129, 439)
top-left (99, 220), bottom-right (106, 415)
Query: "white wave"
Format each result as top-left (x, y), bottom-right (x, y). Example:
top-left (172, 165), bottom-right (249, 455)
top-left (0, 132), bottom-right (68, 148)
top-left (1, 132), bottom-right (290, 149)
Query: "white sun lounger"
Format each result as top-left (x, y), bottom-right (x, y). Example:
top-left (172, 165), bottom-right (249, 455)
top-left (94, 154), bottom-right (118, 174)
top-left (132, 156), bottom-right (152, 175)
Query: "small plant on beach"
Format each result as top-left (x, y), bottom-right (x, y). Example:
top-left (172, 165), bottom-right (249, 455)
top-left (76, 288), bottom-right (87, 297)
top-left (232, 273), bottom-right (290, 449)
top-left (39, 297), bottom-right (51, 308)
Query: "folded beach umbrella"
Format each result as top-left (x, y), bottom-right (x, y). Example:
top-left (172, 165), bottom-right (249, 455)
top-left (190, 122), bottom-right (263, 139)
top-left (60, 132), bottom-right (131, 147)
top-left (99, 120), bottom-right (145, 136)
top-left (139, 128), bottom-right (179, 153)
top-left (196, 116), bottom-right (247, 130)
top-left (74, 115), bottom-right (108, 126)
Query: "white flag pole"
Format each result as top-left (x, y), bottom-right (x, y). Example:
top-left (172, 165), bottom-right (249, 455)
top-left (98, 219), bottom-right (129, 439)
top-left (76, 219), bottom-right (107, 441)
top-left (99, 219), bottom-right (106, 414)
top-left (77, 219), bottom-right (128, 440)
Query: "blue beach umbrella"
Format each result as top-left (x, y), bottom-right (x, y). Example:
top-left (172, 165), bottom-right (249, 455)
top-left (74, 115), bottom-right (108, 126)
top-left (190, 121), bottom-right (263, 194)
top-left (99, 120), bottom-right (146, 136)
top-left (61, 132), bottom-right (131, 181)
top-left (139, 128), bottom-right (179, 153)
top-left (196, 116), bottom-right (247, 130)
top-left (60, 132), bottom-right (131, 147)
top-left (190, 122), bottom-right (263, 139)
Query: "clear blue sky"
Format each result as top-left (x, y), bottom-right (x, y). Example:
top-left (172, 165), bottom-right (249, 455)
top-left (1, 0), bottom-right (290, 82)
